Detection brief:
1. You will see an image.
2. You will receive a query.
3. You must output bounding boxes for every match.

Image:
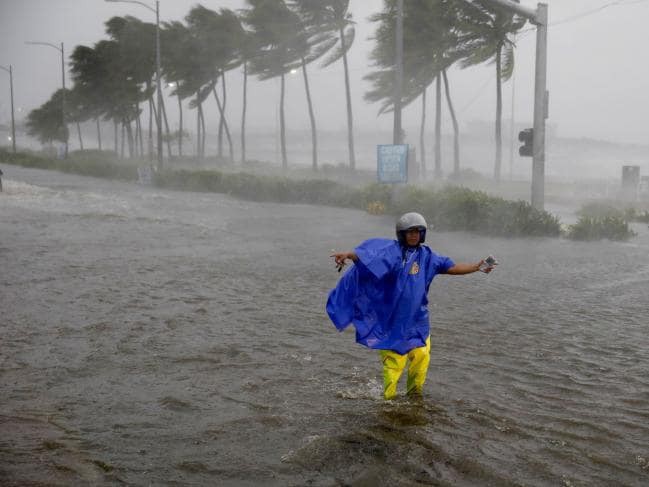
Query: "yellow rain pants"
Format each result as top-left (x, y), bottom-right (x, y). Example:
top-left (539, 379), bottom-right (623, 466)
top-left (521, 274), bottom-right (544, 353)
top-left (380, 337), bottom-right (431, 400)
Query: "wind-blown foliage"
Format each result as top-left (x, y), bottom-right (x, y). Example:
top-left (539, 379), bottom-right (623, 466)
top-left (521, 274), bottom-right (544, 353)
top-left (243, 0), bottom-right (309, 169)
top-left (457, 0), bottom-right (526, 181)
top-left (366, 0), bottom-right (465, 178)
top-left (290, 0), bottom-right (357, 169)
top-left (26, 89), bottom-right (69, 146)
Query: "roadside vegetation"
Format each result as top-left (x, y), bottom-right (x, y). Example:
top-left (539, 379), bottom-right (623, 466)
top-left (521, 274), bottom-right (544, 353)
top-left (1, 148), bottom-right (568, 239)
top-left (565, 203), bottom-right (641, 241)
top-left (0, 149), bottom-right (137, 180)
top-left (5, 148), bottom-right (644, 242)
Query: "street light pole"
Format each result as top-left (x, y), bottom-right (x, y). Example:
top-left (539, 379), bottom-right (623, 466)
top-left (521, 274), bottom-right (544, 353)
top-left (393, 0), bottom-right (403, 145)
top-left (531, 4), bottom-right (548, 211)
top-left (0, 64), bottom-right (16, 153)
top-left (105, 0), bottom-right (163, 170)
top-left (25, 41), bottom-right (68, 157)
top-left (462, 0), bottom-right (548, 210)
top-left (155, 0), bottom-right (162, 170)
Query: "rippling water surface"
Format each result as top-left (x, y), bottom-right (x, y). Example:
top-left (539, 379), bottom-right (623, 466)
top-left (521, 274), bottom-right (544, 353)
top-left (1, 165), bottom-right (648, 486)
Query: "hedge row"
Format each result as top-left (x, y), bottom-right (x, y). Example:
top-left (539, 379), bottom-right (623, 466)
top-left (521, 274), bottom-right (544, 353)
top-left (2, 148), bottom-right (639, 241)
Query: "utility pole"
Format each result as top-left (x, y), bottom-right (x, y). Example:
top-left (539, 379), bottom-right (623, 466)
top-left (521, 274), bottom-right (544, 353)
top-left (531, 4), bottom-right (548, 211)
top-left (0, 64), bottom-right (16, 153)
top-left (465, 0), bottom-right (548, 210)
top-left (393, 0), bottom-right (403, 145)
top-left (155, 0), bottom-right (162, 170)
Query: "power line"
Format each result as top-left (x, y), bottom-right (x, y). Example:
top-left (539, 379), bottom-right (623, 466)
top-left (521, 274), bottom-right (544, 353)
top-left (517, 0), bottom-right (649, 35)
top-left (550, 0), bottom-right (649, 27)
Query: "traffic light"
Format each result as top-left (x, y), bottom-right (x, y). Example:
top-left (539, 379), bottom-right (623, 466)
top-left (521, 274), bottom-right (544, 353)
top-left (518, 128), bottom-right (534, 157)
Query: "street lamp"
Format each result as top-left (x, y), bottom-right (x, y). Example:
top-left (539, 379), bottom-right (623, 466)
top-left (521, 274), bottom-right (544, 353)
top-left (25, 41), bottom-right (67, 157)
top-left (393, 0), bottom-right (403, 146)
top-left (462, 0), bottom-right (548, 210)
top-left (0, 64), bottom-right (16, 153)
top-left (105, 0), bottom-right (163, 170)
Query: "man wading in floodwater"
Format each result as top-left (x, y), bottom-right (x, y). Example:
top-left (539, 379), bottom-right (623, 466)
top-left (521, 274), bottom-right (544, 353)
top-left (327, 212), bottom-right (495, 400)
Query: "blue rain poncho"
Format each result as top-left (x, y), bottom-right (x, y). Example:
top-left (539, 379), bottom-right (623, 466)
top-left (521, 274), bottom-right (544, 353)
top-left (326, 238), bottom-right (454, 355)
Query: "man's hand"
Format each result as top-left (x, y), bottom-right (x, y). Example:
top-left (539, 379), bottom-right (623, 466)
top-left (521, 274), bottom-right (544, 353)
top-left (330, 251), bottom-right (357, 272)
top-left (478, 259), bottom-right (493, 273)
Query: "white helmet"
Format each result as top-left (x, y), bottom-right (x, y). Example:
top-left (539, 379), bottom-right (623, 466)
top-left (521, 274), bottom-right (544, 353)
top-left (396, 212), bottom-right (428, 245)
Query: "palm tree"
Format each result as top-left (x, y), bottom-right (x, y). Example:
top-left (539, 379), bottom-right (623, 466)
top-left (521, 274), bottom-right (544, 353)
top-left (457, 0), bottom-right (526, 181)
top-left (160, 21), bottom-right (187, 157)
top-left (237, 27), bottom-right (258, 164)
top-left (70, 38), bottom-right (142, 158)
top-left (290, 0), bottom-right (356, 169)
top-left (69, 45), bottom-right (109, 150)
top-left (66, 84), bottom-right (95, 150)
top-left (184, 6), bottom-right (246, 162)
top-left (366, 0), bottom-right (469, 179)
top-left (26, 89), bottom-right (69, 150)
top-left (243, 0), bottom-right (309, 170)
top-left (105, 16), bottom-right (164, 158)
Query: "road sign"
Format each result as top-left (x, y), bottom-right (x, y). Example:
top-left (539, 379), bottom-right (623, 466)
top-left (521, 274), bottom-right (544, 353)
top-left (377, 144), bottom-right (408, 183)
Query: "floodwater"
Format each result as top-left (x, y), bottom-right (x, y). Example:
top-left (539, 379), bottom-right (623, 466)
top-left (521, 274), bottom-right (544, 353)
top-left (1, 164), bottom-right (648, 486)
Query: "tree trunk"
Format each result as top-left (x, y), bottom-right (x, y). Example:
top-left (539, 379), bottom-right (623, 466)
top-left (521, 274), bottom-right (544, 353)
top-left (442, 69), bottom-right (460, 177)
top-left (301, 59), bottom-right (318, 170)
top-left (419, 86), bottom-right (426, 179)
top-left (136, 102), bottom-right (144, 157)
top-left (434, 74), bottom-right (442, 179)
top-left (241, 62), bottom-right (247, 163)
top-left (193, 91), bottom-right (202, 159)
top-left (340, 27), bottom-right (356, 169)
top-left (177, 92), bottom-right (183, 157)
top-left (126, 120), bottom-right (135, 158)
top-left (96, 118), bottom-right (102, 151)
top-left (280, 73), bottom-right (287, 169)
top-left (135, 107), bottom-right (143, 157)
top-left (212, 86), bottom-right (234, 162)
top-left (159, 94), bottom-right (172, 158)
top-left (148, 98), bottom-right (154, 159)
top-left (151, 97), bottom-right (159, 160)
top-left (76, 122), bottom-right (84, 151)
top-left (495, 43), bottom-right (503, 182)
top-left (114, 120), bottom-right (118, 155)
top-left (120, 121), bottom-right (125, 159)
top-left (196, 94), bottom-right (201, 159)
top-left (198, 101), bottom-right (206, 160)
top-left (217, 72), bottom-right (226, 158)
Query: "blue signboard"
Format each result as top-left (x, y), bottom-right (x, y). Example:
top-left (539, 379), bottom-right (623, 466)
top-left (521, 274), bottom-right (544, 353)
top-left (377, 144), bottom-right (408, 183)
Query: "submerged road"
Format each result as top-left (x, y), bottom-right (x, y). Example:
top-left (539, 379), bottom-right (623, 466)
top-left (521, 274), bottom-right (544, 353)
top-left (1, 164), bottom-right (648, 486)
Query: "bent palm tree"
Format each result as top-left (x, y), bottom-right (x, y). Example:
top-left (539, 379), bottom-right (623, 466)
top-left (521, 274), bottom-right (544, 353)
top-left (243, 0), bottom-right (308, 170)
top-left (291, 0), bottom-right (357, 169)
top-left (458, 0), bottom-right (526, 181)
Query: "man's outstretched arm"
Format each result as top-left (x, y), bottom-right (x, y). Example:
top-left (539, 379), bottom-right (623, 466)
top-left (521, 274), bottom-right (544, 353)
top-left (446, 261), bottom-right (491, 275)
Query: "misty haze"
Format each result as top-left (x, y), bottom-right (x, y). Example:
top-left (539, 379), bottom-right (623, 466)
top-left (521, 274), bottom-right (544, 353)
top-left (1, 1), bottom-right (649, 485)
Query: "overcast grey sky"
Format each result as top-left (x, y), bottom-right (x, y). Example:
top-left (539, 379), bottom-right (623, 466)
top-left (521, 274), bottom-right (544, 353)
top-left (1, 0), bottom-right (649, 145)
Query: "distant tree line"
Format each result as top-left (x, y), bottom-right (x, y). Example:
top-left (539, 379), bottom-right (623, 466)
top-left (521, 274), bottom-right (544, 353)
top-left (25, 0), bottom-right (526, 180)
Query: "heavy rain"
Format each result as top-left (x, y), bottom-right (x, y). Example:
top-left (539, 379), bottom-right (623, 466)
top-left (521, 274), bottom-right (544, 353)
top-left (1, 1), bottom-right (649, 486)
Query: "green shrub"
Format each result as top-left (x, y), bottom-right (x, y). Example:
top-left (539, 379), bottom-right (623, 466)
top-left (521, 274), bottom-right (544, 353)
top-left (391, 184), bottom-right (561, 238)
top-left (624, 207), bottom-right (649, 223)
top-left (577, 202), bottom-right (625, 220)
top-left (566, 216), bottom-right (636, 241)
